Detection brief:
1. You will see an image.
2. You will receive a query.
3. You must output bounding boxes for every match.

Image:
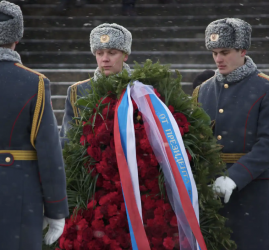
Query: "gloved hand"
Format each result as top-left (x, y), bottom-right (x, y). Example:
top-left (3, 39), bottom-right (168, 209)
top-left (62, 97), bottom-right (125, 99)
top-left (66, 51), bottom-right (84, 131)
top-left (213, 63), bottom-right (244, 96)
top-left (43, 217), bottom-right (65, 245)
top-left (212, 176), bottom-right (237, 203)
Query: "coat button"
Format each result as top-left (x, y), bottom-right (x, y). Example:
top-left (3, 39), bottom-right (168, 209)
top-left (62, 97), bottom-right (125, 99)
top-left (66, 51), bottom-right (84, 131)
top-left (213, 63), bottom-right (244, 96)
top-left (217, 135), bottom-right (222, 140)
top-left (5, 157), bottom-right (11, 163)
top-left (219, 109), bottom-right (224, 113)
top-left (224, 84), bottom-right (229, 88)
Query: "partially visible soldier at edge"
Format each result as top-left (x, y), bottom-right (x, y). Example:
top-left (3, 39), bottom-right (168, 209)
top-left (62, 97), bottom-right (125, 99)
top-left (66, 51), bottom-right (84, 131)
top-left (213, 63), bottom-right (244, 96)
top-left (60, 23), bottom-right (132, 147)
top-left (193, 18), bottom-right (269, 249)
top-left (0, 1), bottom-right (69, 249)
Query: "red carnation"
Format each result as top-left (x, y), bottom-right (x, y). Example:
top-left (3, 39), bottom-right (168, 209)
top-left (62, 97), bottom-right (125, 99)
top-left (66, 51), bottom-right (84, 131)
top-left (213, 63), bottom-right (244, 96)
top-left (152, 237), bottom-right (163, 247)
top-left (82, 121), bottom-right (92, 135)
top-left (107, 204), bottom-right (118, 217)
top-left (170, 215), bottom-right (178, 227)
top-left (99, 192), bottom-right (118, 206)
top-left (80, 135), bottom-right (86, 146)
top-left (87, 146), bottom-right (102, 161)
top-left (168, 105), bottom-right (175, 113)
top-left (154, 88), bottom-right (161, 98)
top-left (92, 219), bottom-right (104, 230)
top-left (163, 237), bottom-right (175, 250)
top-left (87, 200), bottom-right (97, 209)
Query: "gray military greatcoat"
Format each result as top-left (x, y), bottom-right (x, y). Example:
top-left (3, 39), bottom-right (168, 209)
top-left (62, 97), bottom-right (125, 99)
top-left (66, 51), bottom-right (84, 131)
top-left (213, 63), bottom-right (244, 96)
top-left (196, 64), bottom-right (269, 249)
top-left (0, 60), bottom-right (69, 250)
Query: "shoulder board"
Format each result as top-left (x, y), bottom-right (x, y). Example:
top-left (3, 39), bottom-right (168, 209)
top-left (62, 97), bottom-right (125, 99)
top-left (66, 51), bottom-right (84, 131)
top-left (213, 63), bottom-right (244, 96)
top-left (258, 73), bottom-right (269, 81)
top-left (15, 63), bottom-right (47, 78)
top-left (72, 78), bottom-right (92, 87)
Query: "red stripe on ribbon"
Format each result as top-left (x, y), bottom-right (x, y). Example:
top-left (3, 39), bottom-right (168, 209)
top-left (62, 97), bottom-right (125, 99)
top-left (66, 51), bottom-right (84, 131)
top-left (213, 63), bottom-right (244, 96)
top-left (114, 91), bottom-right (151, 250)
top-left (145, 94), bottom-right (207, 250)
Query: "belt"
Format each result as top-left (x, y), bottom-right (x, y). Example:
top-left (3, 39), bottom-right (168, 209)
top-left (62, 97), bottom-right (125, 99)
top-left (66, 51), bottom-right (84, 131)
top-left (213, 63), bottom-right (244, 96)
top-left (0, 150), bottom-right (37, 162)
top-left (221, 153), bottom-right (246, 163)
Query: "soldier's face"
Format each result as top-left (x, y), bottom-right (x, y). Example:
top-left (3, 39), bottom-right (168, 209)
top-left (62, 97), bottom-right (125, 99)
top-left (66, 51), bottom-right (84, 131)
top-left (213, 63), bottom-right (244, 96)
top-left (212, 48), bottom-right (246, 75)
top-left (95, 49), bottom-right (128, 76)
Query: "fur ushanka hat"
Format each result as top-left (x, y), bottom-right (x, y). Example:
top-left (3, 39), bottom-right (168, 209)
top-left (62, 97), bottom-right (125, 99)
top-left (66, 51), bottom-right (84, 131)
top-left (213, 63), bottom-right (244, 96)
top-left (90, 23), bottom-right (132, 55)
top-left (0, 1), bottom-right (23, 45)
top-left (205, 18), bottom-right (252, 50)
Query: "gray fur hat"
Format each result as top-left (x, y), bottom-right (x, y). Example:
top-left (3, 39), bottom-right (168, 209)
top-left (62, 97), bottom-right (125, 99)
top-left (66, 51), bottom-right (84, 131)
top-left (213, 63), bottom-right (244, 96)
top-left (0, 1), bottom-right (23, 45)
top-left (205, 18), bottom-right (252, 50)
top-left (90, 23), bottom-right (132, 55)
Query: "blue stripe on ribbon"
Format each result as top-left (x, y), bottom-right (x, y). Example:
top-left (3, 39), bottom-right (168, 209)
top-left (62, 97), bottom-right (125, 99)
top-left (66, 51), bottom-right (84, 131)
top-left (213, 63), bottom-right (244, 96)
top-left (117, 90), bottom-right (139, 250)
top-left (149, 94), bottom-right (193, 202)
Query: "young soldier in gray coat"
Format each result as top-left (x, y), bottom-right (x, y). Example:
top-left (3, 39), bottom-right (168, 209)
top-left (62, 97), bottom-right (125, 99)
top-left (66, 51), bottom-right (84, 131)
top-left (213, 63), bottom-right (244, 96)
top-left (0, 1), bottom-right (69, 249)
top-left (193, 18), bottom-right (269, 249)
top-left (60, 23), bottom-right (132, 146)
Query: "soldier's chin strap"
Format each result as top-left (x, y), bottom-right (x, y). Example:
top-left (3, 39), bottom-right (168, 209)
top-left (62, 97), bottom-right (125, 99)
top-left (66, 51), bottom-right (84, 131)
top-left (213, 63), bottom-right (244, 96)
top-left (30, 76), bottom-right (45, 148)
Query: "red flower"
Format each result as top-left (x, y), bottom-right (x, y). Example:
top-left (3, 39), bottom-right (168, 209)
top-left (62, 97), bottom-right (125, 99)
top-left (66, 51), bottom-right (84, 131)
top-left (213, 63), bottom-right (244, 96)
top-left (99, 192), bottom-right (118, 206)
top-left (63, 239), bottom-right (74, 250)
top-left (87, 146), bottom-right (102, 161)
top-left (92, 219), bottom-right (105, 230)
top-left (154, 88), bottom-right (161, 98)
top-left (87, 200), bottom-right (97, 209)
top-left (107, 204), bottom-right (118, 217)
top-left (75, 218), bottom-right (88, 231)
top-left (77, 227), bottom-right (93, 243)
top-left (152, 237), bottom-right (163, 247)
top-left (80, 135), bottom-right (86, 146)
top-left (170, 215), bottom-right (178, 227)
top-left (82, 121), bottom-right (92, 135)
top-left (163, 237), bottom-right (175, 250)
top-left (100, 96), bottom-right (113, 105)
top-left (186, 149), bottom-right (192, 161)
top-left (168, 105), bottom-right (174, 113)
top-left (142, 195), bottom-right (156, 210)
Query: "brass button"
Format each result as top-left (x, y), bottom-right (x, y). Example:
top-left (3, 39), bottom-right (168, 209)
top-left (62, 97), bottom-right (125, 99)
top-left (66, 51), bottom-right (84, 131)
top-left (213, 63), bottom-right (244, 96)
top-left (224, 84), bottom-right (229, 89)
top-left (5, 157), bottom-right (11, 163)
top-left (217, 135), bottom-right (222, 140)
top-left (219, 109), bottom-right (224, 113)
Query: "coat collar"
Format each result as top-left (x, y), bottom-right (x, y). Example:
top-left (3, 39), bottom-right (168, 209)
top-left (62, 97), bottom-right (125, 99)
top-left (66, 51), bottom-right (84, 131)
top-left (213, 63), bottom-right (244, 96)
top-left (215, 56), bottom-right (257, 83)
top-left (93, 62), bottom-right (131, 81)
top-left (0, 47), bottom-right (21, 64)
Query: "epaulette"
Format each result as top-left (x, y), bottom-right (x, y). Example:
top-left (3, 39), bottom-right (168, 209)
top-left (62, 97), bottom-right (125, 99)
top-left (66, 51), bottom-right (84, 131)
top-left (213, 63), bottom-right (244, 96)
top-left (192, 75), bottom-right (214, 106)
top-left (258, 72), bottom-right (269, 81)
top-left (192, 85), bottom-right (201, 106)
top-left (71, 78), bottom-right (91, 87)
top-left (15, 63), bottom-right (47, 79)
top-left (70, 78), bottom-right (91, 125)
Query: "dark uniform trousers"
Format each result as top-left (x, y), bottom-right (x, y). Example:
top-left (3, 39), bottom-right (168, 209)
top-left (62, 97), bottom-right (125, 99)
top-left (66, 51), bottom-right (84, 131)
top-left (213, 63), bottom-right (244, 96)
top-left (194, 70), bottom-right (269, 249)
top-left (60, 78), bottom-right (91, 147)
top-left (0, 61), bottom-right (69, 250)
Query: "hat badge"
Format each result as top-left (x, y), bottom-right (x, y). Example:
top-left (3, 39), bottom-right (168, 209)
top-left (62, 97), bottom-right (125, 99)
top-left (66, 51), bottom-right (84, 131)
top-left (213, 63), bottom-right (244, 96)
top-left (100, 34), bottom-right (110, 43)
top-left (210, 33), bottom-right (219, 42)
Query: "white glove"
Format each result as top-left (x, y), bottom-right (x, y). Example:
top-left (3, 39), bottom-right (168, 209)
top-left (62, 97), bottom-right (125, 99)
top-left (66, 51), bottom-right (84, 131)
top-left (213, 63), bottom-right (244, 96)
top-left (43, 217), bottom-right (65, 245)
top-left (212, 176), bottom-right (237, 203)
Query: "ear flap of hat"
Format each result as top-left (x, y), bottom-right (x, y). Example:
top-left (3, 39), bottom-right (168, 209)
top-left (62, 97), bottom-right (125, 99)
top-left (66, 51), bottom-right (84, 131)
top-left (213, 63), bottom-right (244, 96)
top-left (226, 18), bottom-right (252, 50)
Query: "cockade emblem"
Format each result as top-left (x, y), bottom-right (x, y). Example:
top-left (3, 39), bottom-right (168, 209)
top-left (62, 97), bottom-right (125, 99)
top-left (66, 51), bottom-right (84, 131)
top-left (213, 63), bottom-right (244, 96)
top-left (210, 33), bottom-right (219, 42)
top-left (100, 34), bottom-right (110, 43)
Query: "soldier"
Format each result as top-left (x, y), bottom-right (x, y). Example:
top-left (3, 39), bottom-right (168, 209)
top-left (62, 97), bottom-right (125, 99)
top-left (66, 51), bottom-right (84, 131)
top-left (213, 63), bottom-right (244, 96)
top-left (60, 23), bottom-right (132, 146)
top-left (193, 18), bottom-right (269, 249)
top-left (0, 1), bottom-right (69, 249)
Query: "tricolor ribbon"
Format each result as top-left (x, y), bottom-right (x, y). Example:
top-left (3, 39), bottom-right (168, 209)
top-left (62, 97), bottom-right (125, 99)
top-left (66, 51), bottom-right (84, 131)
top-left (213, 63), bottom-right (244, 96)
top-left (114, 81), bottom-right (207, 250)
